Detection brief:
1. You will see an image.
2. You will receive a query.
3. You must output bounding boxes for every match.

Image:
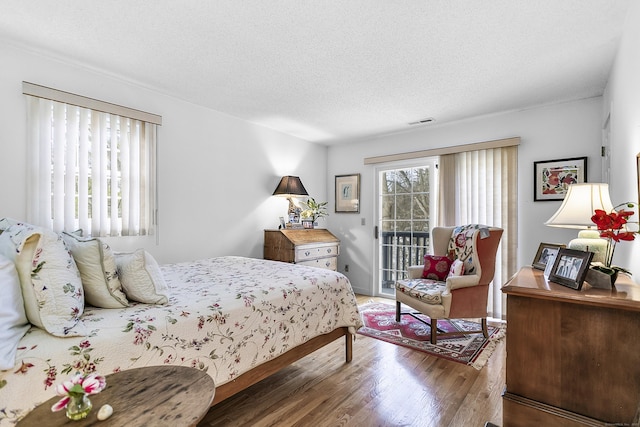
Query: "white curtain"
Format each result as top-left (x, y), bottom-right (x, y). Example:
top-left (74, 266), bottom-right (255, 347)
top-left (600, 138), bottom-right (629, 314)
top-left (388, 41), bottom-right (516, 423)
top-left (26, 96), bottom-right (156, 237)
top-left (437, 146), bottom-right (518, 320)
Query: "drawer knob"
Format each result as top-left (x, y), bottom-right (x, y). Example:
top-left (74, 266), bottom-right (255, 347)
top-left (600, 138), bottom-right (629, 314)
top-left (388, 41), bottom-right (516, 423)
top-left (325, 261), bottom-right (331, 267)
top-left (326, 248), bottom-right (332, 253)
top-left (305, 251), bottom-right (311, 256)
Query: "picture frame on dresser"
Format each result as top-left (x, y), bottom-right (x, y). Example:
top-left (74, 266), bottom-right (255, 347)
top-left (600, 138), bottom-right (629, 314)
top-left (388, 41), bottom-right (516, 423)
top-left (335, 174), bottom-right (360, 213)
top-left (533, 156), bottom-right (587, 201)
top-left (548, 248), bottom-right (593, 290)
top-left (532, 242), bottom-right (565, 270)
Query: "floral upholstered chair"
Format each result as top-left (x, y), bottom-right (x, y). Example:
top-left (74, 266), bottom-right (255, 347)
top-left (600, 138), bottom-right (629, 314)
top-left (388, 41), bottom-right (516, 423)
top-left (394, 225), bottom-right (503, 344)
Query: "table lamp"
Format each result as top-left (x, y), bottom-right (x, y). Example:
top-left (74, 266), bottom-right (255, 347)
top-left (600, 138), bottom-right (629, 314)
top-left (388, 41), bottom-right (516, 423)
top-left (272, 176), bottom-right (308, 221)
top-left (544, 183), bottom-right (614, 264)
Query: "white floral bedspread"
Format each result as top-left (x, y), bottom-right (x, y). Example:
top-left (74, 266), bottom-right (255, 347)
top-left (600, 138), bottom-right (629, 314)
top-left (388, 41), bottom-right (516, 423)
top-left (0, 256), bottom-right (362, 425)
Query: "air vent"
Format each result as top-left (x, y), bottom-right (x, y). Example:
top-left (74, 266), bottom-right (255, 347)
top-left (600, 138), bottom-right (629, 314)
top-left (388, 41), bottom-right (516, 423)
top-left (408, 117), bottom-right (435, 126)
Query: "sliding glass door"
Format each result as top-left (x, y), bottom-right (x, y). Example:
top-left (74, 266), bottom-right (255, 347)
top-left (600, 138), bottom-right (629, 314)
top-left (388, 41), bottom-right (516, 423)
top-left (375, 159), bottom-right (438, 296)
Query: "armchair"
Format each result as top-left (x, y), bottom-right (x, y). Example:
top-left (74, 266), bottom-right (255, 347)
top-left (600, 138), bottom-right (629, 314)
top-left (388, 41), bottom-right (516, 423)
top-left (394, 225), bottom-right (503, 344)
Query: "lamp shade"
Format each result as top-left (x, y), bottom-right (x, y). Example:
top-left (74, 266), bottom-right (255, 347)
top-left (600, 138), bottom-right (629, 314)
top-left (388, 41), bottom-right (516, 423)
top-left (272, 176), bottom-right (308, 197)
top-left (545, 183), bottom-right (615, 229)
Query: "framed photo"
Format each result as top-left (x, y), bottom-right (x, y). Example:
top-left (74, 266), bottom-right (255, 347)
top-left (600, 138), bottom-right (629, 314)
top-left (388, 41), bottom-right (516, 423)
top-left (548, 248), bottom-right (593, 290)
top-left (532, 243), bottom-right (566, 270)
top-left (533, 156), bottom-right (587, 201)
top-left (335, 174), bottom-right (360, 213)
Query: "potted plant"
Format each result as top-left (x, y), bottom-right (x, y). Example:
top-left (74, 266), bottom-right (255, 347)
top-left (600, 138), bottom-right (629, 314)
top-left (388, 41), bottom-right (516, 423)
top-left (300, 198), bottom-right (328, 229)
top-left (588, 202), bottom-right (638, 286)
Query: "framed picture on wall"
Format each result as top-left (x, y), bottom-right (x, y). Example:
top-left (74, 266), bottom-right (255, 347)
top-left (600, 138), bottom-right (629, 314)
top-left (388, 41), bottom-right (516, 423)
top-left (335, 174), bottom-right (360, 213)
top-left (533, 156), bottom-right (587, 201)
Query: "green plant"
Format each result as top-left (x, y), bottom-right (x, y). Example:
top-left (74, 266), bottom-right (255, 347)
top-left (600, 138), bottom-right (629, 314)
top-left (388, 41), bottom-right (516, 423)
top-left (300, 198), bottom-right (328, 222)
top-left (590, 201), bottom-right (638, 276)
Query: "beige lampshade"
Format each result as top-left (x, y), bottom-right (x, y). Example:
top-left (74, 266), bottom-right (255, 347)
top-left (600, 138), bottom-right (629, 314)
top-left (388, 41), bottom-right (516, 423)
top-left (545, 183), bottom-right (614, 264)
top-left (544, 183), bottom-right (614, 229)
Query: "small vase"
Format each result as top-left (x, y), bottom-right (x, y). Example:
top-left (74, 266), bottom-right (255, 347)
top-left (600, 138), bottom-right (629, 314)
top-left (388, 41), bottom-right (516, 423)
top-left (585, 268), bottom-right (618, 289)
top-left (302, 219), bottom-right (314, 229)
top-left (66, 394), bottom-right (92, 420)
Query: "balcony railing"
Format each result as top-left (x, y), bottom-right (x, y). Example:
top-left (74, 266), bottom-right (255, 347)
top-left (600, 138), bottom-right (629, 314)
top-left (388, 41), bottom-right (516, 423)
top-left (380, 231), bottom-right (430, 289)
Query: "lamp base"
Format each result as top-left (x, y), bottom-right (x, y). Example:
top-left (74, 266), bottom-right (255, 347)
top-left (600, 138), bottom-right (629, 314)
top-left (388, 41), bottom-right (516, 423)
top-left (567, 229), bottom-right (607, 264)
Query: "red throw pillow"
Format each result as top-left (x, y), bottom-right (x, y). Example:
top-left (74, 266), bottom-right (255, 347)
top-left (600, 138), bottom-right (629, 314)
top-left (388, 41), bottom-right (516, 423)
top-left (422, 255), bottom-right (453, 281)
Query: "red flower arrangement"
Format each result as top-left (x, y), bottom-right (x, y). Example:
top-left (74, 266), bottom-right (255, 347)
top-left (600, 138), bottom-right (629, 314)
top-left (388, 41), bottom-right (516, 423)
top-left (590, 202), bottom-right (638, 274)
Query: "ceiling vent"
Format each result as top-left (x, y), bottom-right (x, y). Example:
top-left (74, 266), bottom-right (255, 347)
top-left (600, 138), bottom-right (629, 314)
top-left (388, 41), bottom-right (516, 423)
top-left (408, 117), bottom-right (435, 126)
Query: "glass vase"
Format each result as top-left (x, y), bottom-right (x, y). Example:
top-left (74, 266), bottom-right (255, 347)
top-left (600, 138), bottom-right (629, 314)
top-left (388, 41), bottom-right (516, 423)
top-left (66, 394), bottom-right (92, 420)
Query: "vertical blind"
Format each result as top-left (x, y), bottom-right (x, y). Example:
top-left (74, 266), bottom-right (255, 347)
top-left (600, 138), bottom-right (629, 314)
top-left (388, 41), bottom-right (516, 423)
top-left (26, 95), bottom-right (157, 237)
top-left (437, 146), bottom-right (518, 320)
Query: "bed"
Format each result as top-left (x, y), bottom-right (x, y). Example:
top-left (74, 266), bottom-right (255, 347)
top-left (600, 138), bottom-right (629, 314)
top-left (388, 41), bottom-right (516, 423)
top-left (0, 256), bottom-right (363, 425)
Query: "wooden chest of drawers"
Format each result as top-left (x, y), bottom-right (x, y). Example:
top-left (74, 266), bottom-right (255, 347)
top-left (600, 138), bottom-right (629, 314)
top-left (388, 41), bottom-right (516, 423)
top-left (263, 229), bottom-right (340, 271)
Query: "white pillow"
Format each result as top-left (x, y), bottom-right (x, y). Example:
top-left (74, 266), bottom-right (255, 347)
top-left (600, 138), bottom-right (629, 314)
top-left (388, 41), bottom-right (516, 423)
top-left (448, 259), bottom-right (465, 277)
top-left (115, 249), bottom-right (169, 305)
top-left (0, 254), bottom-right (30, 370)
top-left (0, 220), bottom-right (86, 337)
top-left (61, 232), bottom-right (128, 309)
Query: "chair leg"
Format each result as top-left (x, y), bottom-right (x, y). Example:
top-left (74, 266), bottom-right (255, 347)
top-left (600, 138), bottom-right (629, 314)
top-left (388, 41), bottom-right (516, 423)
top-left (395, 301), bottom-right (401, 322)
top-left (430, 319), bottom-right (437, 344)
top-left (481, 318), bottom-right (488, 339)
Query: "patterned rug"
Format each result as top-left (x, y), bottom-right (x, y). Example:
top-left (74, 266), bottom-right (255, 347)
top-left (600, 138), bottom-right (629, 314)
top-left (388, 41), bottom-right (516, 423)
top-left (357, 302), bottom-right (505, 369)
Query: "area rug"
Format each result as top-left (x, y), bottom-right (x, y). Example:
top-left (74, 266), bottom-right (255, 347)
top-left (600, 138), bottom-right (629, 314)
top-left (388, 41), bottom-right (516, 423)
top-left (357, 302), bottom-right (505, 369)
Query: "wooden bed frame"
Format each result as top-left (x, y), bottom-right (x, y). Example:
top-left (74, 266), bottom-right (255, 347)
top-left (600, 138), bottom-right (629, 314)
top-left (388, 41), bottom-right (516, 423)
top-left (211, 327), bottom-right (353, 405)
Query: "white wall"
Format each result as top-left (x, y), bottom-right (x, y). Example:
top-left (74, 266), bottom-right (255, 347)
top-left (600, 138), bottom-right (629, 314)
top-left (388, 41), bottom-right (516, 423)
top-left (603, 0), bottom-right (640, 275)
top-left (326, 98), bottom-right (604, 295)
top-left (0, 41), bottom-right (328, 263)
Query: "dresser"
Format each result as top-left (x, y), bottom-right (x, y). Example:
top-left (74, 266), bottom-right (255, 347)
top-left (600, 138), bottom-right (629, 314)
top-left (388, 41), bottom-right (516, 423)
top-left (264, 229), bottom-right (340, 271)
top-left (501, 267), bottom-right (640, 426)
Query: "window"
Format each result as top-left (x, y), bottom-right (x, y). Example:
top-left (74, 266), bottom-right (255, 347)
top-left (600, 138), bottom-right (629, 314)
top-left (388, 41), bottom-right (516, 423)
top-left (24, 83), bottom-right (160, 237)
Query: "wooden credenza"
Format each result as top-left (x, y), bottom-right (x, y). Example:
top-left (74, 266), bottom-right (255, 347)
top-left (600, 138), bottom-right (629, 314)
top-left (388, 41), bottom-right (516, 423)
top-left (264, 229), bottom-right (340, 271)
top-left (501, 267), bottom-right (640, 426)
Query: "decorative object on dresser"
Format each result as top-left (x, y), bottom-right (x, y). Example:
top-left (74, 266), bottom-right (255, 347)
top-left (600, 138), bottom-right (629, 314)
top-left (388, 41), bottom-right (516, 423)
top-left (300, 197), bottom-right (328, 229)
top-left (272, 175), bottom-right (308, 224)
top-left (544, 183), bottom-right (613, 264)
top-left (545, 182), bottom-right (639, 287)
top-left (335, 174), bottom-right (360, 213)
top-left (547, 248), bottom-right (592, 290)
top-left (502, 267), bottom-right (640, 426)
top-left (264, 229), bottom-right (340, 271)
top-left (531, 242), bottom-right (565, 270)
top-left (587, 200), bottom-right (638, 288)
top-left (533, 156), bottom-right (587, 201)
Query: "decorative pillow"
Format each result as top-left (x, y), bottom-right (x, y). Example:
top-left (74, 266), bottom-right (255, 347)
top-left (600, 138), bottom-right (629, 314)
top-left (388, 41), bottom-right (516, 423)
top-left (422, 255), bottom-right (453, 281)
top-left (115, 249), bottom-right (169, 304)
top-left (0, 220), bottom-right (85, 337)
top-left (448, 259), bottom-right (465, 277)
top-left (0, 254), bottom-right (30, 370)
top-left (61, 232), bottom-right (128, 309)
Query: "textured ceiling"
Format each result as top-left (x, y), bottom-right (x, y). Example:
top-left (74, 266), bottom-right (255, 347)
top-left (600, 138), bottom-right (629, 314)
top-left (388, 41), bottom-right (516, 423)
top-left (0, 1), bottom-right (631, 144)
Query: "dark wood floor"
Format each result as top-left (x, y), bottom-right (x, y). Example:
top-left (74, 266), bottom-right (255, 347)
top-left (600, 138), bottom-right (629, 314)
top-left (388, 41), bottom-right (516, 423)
top-left (198, 296), bottom-right (506, 427)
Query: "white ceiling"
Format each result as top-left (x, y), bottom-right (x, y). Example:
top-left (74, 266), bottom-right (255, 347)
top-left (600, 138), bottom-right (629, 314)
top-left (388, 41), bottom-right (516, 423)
top-left (0, 1), bottom-right (631, 145)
